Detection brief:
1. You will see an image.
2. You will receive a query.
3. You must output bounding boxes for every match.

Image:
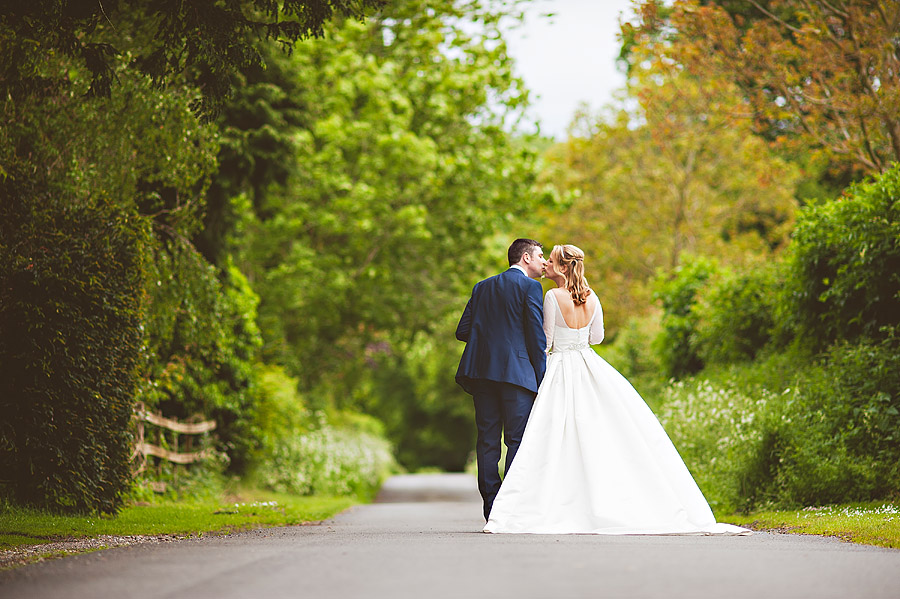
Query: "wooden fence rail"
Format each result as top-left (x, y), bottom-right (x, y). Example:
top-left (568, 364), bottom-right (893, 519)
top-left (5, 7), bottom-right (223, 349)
top-left (131, 402), bottom-right (217, 476)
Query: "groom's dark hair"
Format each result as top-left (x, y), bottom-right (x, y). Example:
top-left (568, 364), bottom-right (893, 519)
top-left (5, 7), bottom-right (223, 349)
top-left (508, 238), bottom-right (543, 266)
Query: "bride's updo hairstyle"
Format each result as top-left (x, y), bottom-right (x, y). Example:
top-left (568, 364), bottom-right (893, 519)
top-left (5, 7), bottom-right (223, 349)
top-left (552, 244), bottom-right (590, 305)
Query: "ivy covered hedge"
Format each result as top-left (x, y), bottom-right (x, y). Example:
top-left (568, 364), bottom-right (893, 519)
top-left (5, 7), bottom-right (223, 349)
top-left (0, 73), bottom-right (224, 513)
top-left (0, 185), bottom-right (148, 513)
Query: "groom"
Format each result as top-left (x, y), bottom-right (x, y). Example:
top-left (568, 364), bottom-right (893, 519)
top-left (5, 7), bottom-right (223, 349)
top-left (455, 238), bottom-right (547, 521)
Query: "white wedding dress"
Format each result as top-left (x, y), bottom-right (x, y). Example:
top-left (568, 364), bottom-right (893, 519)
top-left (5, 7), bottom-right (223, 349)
top-left (484, 290), bottom-right (749, 535)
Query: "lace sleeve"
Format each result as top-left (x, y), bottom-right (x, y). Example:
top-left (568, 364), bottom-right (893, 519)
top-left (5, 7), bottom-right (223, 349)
top-left (542, 291), bottom-right (556, 353)
top-left (589, 293), bottom-right (605, 345)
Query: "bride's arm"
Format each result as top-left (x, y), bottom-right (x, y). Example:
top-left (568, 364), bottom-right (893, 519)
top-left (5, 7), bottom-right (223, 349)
top-left (589, 294), bottom-right (605, 345)
top-left (542, 291), bottom-right (556, 353)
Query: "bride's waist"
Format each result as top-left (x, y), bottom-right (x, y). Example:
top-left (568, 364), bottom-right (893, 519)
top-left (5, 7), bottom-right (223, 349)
top-left (550, 341), bottom-right (590, 353)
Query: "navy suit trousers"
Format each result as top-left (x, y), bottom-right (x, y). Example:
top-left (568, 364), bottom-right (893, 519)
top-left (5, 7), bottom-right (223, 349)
top-left (471, 379), bottom-right (536, 521)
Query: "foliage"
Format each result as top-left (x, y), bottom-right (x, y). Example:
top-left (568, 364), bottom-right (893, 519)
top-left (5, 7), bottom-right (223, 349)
top-left (652, 256), bottom-right (719, 378)
top-left (536, 45), bottom-right (798, 333)
top-left (203, 0), bottom-right (540, 468)
top-left (232, 5), bottom-right (536, 379)
top-left (779, 165), bottom-right (900, 347)
top-left (255, 424), bottom-right (397, 498)
top-left (0, 65), bottom-right (250, 511)
top-left (245, 364), bottom-right (397, 498)
top-left (659, 331), bottom-right (900, 513)
top-left (0, 190), bottom-right (148, 513)
top-left (649, 162), bottom-right (900, 511)
top-left (139, 247), bottom-right (263, 475)
top-left (693, 263), bottom-right (779, 365)
top-left (594, 313), bottom-right (666, 409)
top-left (635, 0), bottom-right (900, 175)
top-left (361, 324), bottom-right (476, 471)
top-left (0, 0), bottom-right (384, 110)
top-left (659, 373), bottom-right (783, 513)
top-left (776, 332), bottom-right (900, 506)
top-left (0, 73), bottom-right (203, 512)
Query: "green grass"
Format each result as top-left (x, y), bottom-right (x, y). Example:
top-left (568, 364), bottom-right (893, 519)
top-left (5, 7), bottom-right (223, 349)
top-left (0, 487), bottom-right (357, 552)
top-left (732, 502), bottom-right (900, 549)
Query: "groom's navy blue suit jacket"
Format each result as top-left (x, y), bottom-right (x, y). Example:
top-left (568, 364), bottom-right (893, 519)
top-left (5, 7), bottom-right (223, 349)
top-left (455, 268), bottom-right (547, 394)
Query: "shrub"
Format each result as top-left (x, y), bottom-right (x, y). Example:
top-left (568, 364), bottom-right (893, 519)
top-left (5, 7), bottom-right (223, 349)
top-left (0, 67), bottom-right (231, 510)
top-left (693, 263), bottom-right (779, 365)
top-left (595, 313), bottom-right (666, 409)
top-left (653, 256), bottom-right (719, 378)
top-left (777, 330), bottom-right (900, 504)
top-left (658, 335), bottom-right (900, 513)
top-left (363, 328), bottom-right (476, 471)
top-left (0, 189), bottom-right (148, 513)
top-left (658, 375), bottom-right (785, 514)
top-left (138, 248), bottom-right (263, 475)
top-left (780, 165), bottom-right (900, 347)
top-left (597, 313), bottom-right (662, 380)
top-left (246, 365), bottom-right (397, 498)
top-left (257, 424), bottom-right (396, 499)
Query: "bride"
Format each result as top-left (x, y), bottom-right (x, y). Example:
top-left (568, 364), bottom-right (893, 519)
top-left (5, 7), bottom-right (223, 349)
top-left (484, 244), bottom-right (749, 535)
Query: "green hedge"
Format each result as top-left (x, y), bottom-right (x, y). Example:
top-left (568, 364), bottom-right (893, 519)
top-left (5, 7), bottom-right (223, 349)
top-left (693, 264), bottom-right (778, 366)
top-left (0, 187), bottom-right (148, 513)
top-left (780, 167), bottom-right (900, 346)
top-left (655, 165), bottom-right (900, 511)
top-left (652, 257), bottom-right (717, 378)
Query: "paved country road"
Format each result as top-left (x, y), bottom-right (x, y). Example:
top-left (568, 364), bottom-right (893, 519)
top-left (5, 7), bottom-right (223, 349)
top-left (2, 473), bottom-right (900, 599)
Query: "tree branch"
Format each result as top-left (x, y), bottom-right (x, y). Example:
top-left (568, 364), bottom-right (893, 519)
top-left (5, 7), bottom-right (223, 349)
top-left (748, 0), bottom-right (803, 34)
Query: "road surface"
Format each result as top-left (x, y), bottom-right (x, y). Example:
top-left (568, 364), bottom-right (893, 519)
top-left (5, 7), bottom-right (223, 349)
top-left (2, 473), bottom-right (899, 598)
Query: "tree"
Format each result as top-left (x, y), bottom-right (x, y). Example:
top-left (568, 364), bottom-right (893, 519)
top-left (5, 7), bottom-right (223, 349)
top-left (203, 0), bottom-right (539, 467)
top-left (0, 0), bottom-right (384, 110)
top-left (536, 46), bottom-right (799, 332)
top-left (632, 0), bottom-right (900, 176)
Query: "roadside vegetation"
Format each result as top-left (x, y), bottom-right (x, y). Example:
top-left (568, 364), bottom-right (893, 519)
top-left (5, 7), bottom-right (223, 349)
top-left (734, 503), bottom-right (900, 550)
top-left (0, 488), bottom-right (356, 569)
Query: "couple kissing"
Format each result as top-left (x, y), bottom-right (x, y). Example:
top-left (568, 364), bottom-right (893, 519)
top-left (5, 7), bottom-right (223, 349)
top-left (455, 238), bottom-right (749, 536)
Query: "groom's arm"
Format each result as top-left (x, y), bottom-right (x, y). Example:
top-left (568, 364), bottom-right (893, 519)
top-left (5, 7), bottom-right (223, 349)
top-left (456, 296), bottom-right (474, 342)
top-left (523, 281), bottom-right (547, 384)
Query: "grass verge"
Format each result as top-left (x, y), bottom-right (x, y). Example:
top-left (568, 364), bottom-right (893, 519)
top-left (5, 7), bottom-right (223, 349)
top-left (0, 487), bottom-right (357, 569)
top-left (732, 502), bottom-right (900, 549)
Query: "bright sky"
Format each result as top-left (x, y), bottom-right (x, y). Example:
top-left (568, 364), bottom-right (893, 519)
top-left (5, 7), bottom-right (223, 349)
top-left (503, 0), bottom-right (636, 139)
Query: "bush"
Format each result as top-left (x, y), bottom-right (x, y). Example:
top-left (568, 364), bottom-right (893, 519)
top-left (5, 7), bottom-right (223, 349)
top-left (595, 313), bottom-right (666, 409)
top-left (654, 166), bottom-right (900, 512)
top-left (246, 365), bottom-right (397, 499)
top-left (138, 248), bottom-right (263, 475)
top-left (362, 327), bottom-right (477, 472)
top-left (777, 330), bottom-right (900, 504)
top-left (658, 334), bottom-right (900, 513)
top-left (653, 257), bottom-right (719, 378)
top-left (257, 425), bottom-right (396, 498)
top-left (693, 263), bottom-right (779, 365)
top-left (658, 373), bottom-right (787, 514)
top-left (780, 165), bottom-right (900, 347)
top-left (0, 67), bottom-right (233, 510)
top-left (0, 189), bottom-right (148, 513)
top-left (597, 313), bottom-right (662, 380)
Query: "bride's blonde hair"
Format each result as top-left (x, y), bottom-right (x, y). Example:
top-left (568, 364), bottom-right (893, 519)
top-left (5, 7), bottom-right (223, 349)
top-left (551, 244), bottom-right (590, 305)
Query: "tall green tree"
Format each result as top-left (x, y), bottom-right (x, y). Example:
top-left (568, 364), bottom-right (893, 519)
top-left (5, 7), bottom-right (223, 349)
top-left (0, 0), bottom-right (384, 110)
top-left (207, 0), bottom-right (539, 467)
